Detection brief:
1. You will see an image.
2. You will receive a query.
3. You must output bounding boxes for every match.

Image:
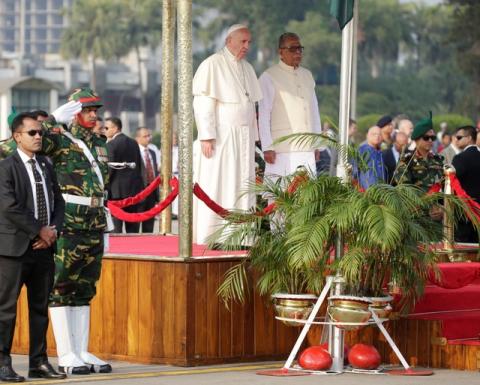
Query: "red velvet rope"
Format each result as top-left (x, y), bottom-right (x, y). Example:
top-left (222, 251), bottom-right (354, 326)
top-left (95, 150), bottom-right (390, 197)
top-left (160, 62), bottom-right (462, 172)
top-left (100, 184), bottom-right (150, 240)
top-left (427, 182), bottom-right (442, 194)
top-left (109, 176), bottom-right (162, 208)
top-left (107, 178), bottom-right (178, 222)
top-left (191, 174), bottom-right (308, 219)
top-left (448, 174), bottom-right (480, 221)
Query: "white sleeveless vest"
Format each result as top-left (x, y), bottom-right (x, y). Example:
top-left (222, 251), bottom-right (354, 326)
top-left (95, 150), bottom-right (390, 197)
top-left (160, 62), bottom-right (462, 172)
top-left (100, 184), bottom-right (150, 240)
top-left (266, 61), bottom-right (316, 153)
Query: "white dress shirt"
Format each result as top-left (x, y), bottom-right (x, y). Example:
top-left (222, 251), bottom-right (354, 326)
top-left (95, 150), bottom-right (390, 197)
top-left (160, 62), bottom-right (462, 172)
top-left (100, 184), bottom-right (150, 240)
top-left (17, 148), bottom-right (51, 224)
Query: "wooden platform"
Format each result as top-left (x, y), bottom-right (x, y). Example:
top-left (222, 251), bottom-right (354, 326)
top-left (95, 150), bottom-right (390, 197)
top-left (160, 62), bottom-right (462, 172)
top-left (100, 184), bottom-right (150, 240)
top-left (12, 254), bottom-right (299, 366)
top-left (11, 244), bottom-right (480, 370)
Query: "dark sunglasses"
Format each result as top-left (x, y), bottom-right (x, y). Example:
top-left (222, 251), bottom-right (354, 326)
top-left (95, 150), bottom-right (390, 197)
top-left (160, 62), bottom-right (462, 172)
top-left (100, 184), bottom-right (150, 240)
top-left (280, 45), bottom-right (304, 53)
top-left (421, 135), bottom-right (436, 141)
top-left (456, 135), bottom-right (467, 140)
top-left (22, 129), bottom-right (44, 137)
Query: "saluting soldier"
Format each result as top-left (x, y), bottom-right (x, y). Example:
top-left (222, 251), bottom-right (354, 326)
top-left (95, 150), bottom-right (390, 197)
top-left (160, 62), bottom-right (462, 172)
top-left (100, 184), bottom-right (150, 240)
top-left (393, 112), bottom-right (444, 192)
top-left (39, 88), bottom-right (112, 375)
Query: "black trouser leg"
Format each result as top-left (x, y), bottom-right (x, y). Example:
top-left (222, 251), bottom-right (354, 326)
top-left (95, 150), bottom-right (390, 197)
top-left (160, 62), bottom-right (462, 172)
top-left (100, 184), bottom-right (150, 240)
top-left (22, 248), bottom-right (54, 367)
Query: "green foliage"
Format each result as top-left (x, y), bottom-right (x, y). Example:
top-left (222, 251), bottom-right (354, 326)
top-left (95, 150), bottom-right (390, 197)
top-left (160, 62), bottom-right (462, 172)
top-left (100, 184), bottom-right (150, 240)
top-left (432, 114), bottom-right (475, 132)
top-left (357, 114), bottom-right (381, 136)
top-left (213, 147), bottom-right (479, 311)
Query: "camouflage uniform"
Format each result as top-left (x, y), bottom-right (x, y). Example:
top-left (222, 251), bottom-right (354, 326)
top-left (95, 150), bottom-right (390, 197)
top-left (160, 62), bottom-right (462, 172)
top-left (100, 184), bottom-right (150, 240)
top-left (0, 140), bottom-right (16, 160)
top-left (393, 150), bottom-right (444, 192)
top-left (41, 121), bottom-right (108, 306)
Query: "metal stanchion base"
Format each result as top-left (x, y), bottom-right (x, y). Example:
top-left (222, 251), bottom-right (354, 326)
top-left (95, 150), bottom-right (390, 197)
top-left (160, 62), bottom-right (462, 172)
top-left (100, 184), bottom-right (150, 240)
top-left (256, 368), bottom-right (310, 376)
top-left (386, 368), bottom-right (434, 376)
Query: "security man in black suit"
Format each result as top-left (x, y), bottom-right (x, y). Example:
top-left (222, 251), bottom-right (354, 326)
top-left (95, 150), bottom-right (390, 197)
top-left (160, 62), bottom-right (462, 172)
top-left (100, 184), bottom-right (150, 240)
top-left (0, 112), bottom-right (65, 382)
top-left (104, 117), bottom-right (144, 233)
top-left (382, 131), bottom-right (408, 184)
top-left (135, 127), bottom-right (159, 233)
top-left (452, 125), bottom-right (480, 243)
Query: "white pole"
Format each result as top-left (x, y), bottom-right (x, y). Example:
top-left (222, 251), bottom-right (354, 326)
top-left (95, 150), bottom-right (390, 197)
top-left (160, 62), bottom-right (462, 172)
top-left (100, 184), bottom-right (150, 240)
top-left (350, 0), bottom-right (359, 120)
top-left (331, 5), bottom-right (356, 374)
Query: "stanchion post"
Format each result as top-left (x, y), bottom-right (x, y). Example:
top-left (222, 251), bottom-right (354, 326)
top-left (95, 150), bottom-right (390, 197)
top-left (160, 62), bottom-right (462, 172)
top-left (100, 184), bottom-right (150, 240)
top-left (176, 0), bottom-right (193, 258)
top-left (160, 0), bottom-right (176, 234)
top-left (443, 166), bottom-right (455, 253)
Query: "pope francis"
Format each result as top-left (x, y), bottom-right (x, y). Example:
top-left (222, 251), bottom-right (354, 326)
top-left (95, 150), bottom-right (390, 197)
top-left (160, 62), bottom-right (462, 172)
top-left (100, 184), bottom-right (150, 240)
top-left (192, 24), bottom-right (262, 245)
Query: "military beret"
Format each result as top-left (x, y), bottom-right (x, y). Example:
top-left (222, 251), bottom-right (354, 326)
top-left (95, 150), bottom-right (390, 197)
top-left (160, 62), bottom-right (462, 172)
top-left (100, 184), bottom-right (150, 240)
top-left (68, 87), bottom-right (103, 108)
top-left (377, 115), bottom-right (392, 128)
top-left (411, 111), bottom-right (433, 140)
top-left (7, 107), bottom-right (17, 128)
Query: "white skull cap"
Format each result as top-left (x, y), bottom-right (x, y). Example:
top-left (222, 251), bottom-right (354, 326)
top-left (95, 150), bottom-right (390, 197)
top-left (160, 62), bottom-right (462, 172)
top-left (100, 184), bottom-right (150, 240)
top-left (226, 24), bottom-right (248, 37)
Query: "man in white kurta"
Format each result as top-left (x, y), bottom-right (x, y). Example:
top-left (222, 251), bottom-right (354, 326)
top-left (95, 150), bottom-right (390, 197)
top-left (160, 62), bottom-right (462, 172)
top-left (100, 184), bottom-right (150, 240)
top-left (259, 32), bottom-right (321, 178)
top-left (192, 24), bottom-right (262, 245)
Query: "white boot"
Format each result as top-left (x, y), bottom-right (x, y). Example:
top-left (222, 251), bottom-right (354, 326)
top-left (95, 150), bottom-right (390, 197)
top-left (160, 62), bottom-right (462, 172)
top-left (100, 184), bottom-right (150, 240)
top-left (72, 306), bottom-right (112, 373)
top-left (49, 306), bottom-right (90, 375)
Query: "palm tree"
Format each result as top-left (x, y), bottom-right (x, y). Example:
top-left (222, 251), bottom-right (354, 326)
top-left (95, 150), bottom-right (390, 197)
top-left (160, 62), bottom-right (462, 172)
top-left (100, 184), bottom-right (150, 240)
top-left (61, 0), bottom-right (128, 90)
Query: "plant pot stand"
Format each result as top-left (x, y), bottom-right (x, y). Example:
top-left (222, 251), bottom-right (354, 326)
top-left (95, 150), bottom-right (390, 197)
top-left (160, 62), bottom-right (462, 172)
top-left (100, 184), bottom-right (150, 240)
top-left (257, 276), bottom-right (434, 377)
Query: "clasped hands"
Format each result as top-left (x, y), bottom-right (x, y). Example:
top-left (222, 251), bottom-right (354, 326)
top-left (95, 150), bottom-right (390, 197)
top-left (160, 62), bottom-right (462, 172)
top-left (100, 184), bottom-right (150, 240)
top-left (33, 225), bottom-right (58, 250)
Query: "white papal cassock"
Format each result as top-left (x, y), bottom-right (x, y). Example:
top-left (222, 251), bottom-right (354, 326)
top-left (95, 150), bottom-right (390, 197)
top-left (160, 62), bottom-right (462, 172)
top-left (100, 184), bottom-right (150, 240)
top-left (192, 47), bottom-right (262, 245)
top-left (258, 60), bottom-right (321, 178)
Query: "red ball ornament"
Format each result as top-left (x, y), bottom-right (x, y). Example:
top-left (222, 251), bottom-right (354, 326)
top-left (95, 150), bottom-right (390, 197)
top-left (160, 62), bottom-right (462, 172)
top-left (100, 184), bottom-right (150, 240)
top-left (298, 346), bottom-right (332, 370)
top-left (348, 343), bottom-right (381, 370)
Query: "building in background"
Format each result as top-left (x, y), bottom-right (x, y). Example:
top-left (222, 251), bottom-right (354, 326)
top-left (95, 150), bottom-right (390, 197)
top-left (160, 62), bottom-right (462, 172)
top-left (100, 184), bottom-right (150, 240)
top-left (0, 0), bottom-right (164, 133)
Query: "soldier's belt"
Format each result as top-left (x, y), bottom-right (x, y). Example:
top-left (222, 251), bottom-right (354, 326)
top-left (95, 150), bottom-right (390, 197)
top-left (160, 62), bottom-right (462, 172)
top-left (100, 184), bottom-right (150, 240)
top-left (62, 194), bottom-right (104, 208)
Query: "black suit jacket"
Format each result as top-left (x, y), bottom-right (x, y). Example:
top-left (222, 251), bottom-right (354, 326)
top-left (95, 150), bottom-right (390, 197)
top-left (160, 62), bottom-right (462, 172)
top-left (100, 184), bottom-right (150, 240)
top-left (382, 148), bottom-right (397, 183)
top-left (140, 147), bottom-right (159, 202)
top-left (452, 146), bottom-right (480, 202)
top-left (0, 151), bottom-right (64, 257)
top-left (107, 133), bottom-right (144, 200)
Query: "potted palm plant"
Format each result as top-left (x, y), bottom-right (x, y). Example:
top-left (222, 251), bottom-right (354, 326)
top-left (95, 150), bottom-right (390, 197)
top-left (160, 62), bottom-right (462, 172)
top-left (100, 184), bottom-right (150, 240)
top-left (213, 139), bottom-right (477, 327)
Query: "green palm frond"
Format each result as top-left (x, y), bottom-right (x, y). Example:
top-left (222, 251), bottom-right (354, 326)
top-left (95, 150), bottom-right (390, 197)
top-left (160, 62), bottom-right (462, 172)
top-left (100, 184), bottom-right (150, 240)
top-left (217, 262), bottom-right (249, 308)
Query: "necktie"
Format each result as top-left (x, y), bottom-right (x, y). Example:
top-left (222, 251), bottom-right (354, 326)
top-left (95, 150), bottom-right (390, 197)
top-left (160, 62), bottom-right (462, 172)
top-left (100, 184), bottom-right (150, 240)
top-left (144, 148), bottom-right (155, 184)
top-left (28, 159), bottom-right (48, 226)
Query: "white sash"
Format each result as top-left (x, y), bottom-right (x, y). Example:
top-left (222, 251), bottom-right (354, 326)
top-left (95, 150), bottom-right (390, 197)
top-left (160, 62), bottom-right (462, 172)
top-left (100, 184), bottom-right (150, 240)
top-left (62, 131), bottom-right (114, 232)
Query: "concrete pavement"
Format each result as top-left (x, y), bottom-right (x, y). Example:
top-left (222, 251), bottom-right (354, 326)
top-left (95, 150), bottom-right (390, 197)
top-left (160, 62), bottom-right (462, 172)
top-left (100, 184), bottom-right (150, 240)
top-left (8, 355), bottom-right (478, 385)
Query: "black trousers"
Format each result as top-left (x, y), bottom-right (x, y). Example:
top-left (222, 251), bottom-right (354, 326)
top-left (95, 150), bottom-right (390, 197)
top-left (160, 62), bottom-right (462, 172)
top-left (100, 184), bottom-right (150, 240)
top-left (138, 195), bottom-right (158, 233)
top-left (112, 203), bottom-right (141, 233)
top-left (0, 246), bottom-right (54, 367)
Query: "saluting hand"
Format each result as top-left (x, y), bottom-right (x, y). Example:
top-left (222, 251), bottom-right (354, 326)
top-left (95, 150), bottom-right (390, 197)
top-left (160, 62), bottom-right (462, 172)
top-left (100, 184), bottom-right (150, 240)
top-left (52, 100), bottom-right (82, 124)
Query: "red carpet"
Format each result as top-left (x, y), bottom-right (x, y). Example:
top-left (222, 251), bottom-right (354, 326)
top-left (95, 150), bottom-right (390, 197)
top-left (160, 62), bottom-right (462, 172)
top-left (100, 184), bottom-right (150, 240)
top-left (410, 263), bottom-right (480, 341)
top-left (106, 234), bottom-right (246, 257)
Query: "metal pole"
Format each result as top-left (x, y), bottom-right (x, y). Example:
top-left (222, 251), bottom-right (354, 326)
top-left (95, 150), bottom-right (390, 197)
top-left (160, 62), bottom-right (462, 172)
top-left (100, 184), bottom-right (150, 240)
top-left (176, 0), bottom-right (193, 258)
top-left (443, 166), bottom-right (455, 253)
top-left (331, 7), bottom-right (355, 373)
top-left (350, 0), bottom-right (358, 120)
top-left (160, 0), bottom-right (176, 234)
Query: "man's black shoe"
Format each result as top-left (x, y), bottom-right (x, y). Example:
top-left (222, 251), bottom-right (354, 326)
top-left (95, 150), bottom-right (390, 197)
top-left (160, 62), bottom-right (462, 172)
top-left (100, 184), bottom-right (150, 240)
top-left (0, 365), bottom-right (25, 382)
top-left (58, 365), bottom-right (90, 375)
top-left (28, 362), bottom-right (66, 379)
top-left (90, 364), bottom-right (112, 373)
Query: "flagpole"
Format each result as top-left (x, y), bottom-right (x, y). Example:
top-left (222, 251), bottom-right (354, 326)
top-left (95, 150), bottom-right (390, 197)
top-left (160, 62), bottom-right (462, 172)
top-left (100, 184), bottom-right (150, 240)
top-left (332, 2), bottom-right (355, 374)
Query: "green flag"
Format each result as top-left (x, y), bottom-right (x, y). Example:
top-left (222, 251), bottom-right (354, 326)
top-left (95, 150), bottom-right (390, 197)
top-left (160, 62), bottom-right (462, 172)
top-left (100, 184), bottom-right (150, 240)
top-left (329, 0), bottom-right (354, 30)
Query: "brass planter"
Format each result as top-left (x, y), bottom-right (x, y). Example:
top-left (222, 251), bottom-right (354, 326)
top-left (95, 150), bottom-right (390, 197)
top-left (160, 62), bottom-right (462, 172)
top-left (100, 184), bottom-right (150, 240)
top-left (327, 295), bottom-right (372, 331)
top-left (368, 295), bottom-right (393, 319)
top-left (272, 293), bottom-right (317, 327)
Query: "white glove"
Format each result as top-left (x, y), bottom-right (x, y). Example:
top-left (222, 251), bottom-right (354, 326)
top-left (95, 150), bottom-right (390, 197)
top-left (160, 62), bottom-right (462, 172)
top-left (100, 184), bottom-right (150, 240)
top-left (51, 100), bottom-right (82, 124)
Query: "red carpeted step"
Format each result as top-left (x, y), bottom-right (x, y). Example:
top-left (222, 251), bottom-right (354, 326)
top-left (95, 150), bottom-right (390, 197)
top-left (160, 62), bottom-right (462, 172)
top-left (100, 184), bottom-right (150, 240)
top-left (107, 234), bottom-right (246, 257)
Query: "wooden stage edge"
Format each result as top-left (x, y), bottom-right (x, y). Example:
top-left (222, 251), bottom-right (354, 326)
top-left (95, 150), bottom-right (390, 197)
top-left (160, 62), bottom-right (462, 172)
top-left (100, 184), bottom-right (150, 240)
top-left (12, 251), bottom-right (480, 370)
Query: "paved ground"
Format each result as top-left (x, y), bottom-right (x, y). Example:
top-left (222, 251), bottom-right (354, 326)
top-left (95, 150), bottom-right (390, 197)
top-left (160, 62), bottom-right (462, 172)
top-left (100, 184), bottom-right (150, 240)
top-left (9, 355), bottom-right (478, 385)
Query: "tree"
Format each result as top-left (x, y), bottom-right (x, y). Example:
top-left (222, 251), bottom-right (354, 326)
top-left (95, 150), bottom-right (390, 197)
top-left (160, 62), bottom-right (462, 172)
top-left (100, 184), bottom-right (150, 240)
top-left (195, 0), bottom-right (318, 69)
top-left (119, 0), bottom-right (162, 119)
top-left (357, 0), bottom-right (413, 78)
top-left (61, 0), bottom-right (128, 90)
top-left (447, 0), bottom-right (480, 118)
